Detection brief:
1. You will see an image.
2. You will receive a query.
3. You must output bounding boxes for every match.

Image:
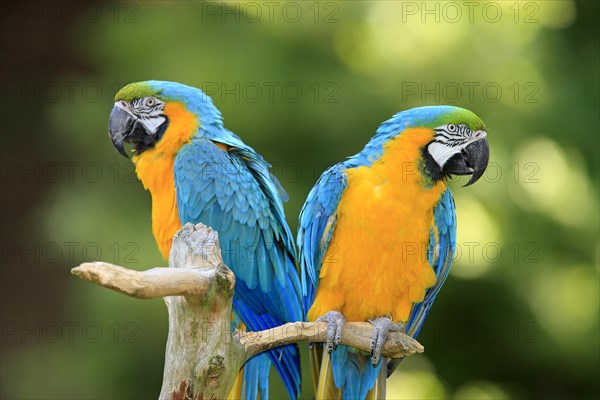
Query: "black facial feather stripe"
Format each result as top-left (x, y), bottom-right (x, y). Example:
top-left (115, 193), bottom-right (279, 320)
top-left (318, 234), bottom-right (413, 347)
top-left (434, 124), bottom-right (472, 146)
top-left (130, 97), bottom-right (165, 117)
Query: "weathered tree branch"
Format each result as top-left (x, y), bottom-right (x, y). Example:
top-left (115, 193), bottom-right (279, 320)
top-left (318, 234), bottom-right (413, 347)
top-left (239, 321), bottom-right (422, 360)
top-left (72, 263), bottom-right (214, 298)
top-left (72, 223), bottom-right (423, 399)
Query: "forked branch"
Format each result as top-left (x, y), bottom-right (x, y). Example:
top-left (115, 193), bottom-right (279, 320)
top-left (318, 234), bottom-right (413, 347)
top-left (72, 223), bottom-right (422, 399)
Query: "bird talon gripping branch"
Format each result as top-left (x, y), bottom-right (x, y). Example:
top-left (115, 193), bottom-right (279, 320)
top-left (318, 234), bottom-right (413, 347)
top-left (316, 311), bottom-right (347, 352)
top-left (369, 317), bottom-right (404, 366)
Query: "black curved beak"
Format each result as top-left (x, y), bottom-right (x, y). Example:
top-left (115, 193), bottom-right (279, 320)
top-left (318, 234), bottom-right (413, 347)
top-left (108, 105), bottom-right (137, 158)
top-left (443, 137), bottom-right (490, 187)
top-left (109, 104), bottom-right (166, 158)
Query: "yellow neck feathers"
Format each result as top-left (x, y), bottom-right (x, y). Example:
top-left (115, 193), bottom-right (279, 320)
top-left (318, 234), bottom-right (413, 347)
top-left (132, 102), bottom-right (199, 259)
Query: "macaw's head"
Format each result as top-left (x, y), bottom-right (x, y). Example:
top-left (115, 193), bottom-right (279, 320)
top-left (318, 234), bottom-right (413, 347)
top-left (381, 105), bottom-right (490, 186)
top-left (108, 80), bottom-right (221, 158)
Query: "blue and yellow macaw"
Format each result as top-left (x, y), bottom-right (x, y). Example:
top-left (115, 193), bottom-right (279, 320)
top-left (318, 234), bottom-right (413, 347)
top-left (298, 106), bottom-right (490, 399)
top-left (108, 81), bottom-right (303, 400)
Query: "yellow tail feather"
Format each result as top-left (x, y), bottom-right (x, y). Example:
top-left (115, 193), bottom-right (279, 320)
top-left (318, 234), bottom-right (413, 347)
top-left (310, 345), bottom-right (323, 395)
top-left (227, 367), bottom-right (244, 400)
top-left (314, 349), bottom-right (342, 400)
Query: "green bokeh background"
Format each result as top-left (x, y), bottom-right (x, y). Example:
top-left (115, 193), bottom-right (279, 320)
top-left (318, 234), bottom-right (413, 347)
top-left (1, 1), bottom-right (598, 399)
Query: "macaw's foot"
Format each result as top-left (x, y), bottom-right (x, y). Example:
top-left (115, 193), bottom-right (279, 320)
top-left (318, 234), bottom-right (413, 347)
top-left (369, 317), bottom-right (406, 366)
top-left (316, 311), bottom-right (347, 353)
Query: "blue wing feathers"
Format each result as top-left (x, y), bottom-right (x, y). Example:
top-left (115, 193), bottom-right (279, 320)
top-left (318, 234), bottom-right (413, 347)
top-left (174, 138), bottom-right (302, 399)
top-left (257, 236), bottom-right (273, 292)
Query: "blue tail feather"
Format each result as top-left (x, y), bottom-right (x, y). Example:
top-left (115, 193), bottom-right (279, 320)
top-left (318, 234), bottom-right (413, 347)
top-left (331, 346), bottom-right (382, 400)
top-left (243, 355), bottom-right (270, 400)
top-left (243, 358), bottom-right (259, 400)
top-left (258, 355), bottom-right (270, 399)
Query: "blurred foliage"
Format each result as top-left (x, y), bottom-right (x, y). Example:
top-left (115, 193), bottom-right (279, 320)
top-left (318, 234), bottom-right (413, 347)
top-left (1, 1), bottom-right (598, 399)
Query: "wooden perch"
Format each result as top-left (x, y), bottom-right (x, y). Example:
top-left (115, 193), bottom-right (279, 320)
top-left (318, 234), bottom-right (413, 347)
top-left (72, 223), bottom-right (423, 399)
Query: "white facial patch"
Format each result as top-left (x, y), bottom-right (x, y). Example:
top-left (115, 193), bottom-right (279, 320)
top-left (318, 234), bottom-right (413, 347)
top-left (428, 141), bottom-right (461, 168)
top-left (429, 124), bottom-right (487, 168)
top-left (139, 115), bottom-right (166, 134)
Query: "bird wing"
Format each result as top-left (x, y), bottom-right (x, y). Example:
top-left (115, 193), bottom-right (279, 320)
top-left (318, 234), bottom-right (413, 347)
top-left (174, 137), bottom-right (302, 399)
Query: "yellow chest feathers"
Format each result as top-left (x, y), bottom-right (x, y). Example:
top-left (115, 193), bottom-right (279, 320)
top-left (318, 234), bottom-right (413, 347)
top-left (308, 128), bottom-right (447, 323)
top-left (132, 102), bottom-right (199, 260)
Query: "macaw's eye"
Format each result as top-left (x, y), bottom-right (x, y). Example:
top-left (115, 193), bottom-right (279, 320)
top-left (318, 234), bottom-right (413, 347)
top-left (447, 124), bottom-right (457, 132)
top-left (145, 97), bottom-right (156, 107)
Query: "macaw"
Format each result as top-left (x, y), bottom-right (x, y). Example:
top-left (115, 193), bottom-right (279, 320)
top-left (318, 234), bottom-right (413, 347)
top-left (108, 81), bottom-right (303, 400)
top-left (298, 106), bottom-right (490, 399)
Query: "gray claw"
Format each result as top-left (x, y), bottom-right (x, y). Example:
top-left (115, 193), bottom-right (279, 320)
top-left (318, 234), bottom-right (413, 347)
top-left (316, 311), bottom-right (347, 352)
top-left (369, 317), bottom-right (405, 366)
